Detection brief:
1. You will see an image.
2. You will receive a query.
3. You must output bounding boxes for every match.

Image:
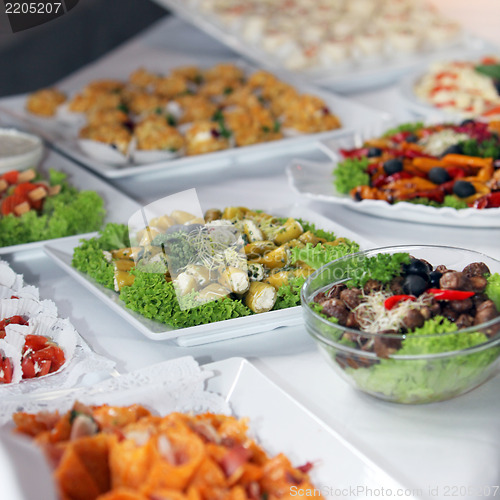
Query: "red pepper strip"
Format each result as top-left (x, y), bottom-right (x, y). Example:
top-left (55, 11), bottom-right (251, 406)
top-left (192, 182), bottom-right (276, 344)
top-left (402, 149), bottom-right (435, 159)
top-left (427, 289), bottom-right (475, 300)
top-left (340, 147), bottom-right (370, 159)
top-left (473, 192), bottom-right (500, 209)
top-left (384, 295), bottom-right (416, 310)
top-left (446, 167), bottom-right (467, 179)
top-left (373, 171), bottom-right (413, 188)
top-left (367, 162), bottom-right (380, 175)
top-left (390, 131), bottom-right (412, 143)
top-left (403, 189), bottom-right (445, 204)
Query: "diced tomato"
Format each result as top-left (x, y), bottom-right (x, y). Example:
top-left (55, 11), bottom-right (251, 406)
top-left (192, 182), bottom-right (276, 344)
top-left (21, 356), bottom-right (36, 379)
top-left (0, 315), bottom-right (29, 338)
top-left (23, 334), bottom-right (48, 352)
top-left (2, 170), bottom-right (19, 184)
top-left (0, 357), bottom-right (13, 384)
top-left (430, 85), bottom-right (457, 95)
top-left (1, 193), bottom-right (28, 216)
top-left (13, 182), bottom-right (37, 197)
top-left (435, 71), bottom-right (458, 80)
top-left (37, 359), bottom-right (52, 377)
top-left (31, 345), bottom-right (65, 372)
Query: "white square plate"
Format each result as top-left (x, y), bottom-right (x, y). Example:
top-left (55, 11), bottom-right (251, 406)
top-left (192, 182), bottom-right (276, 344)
top-left (43, 206), bottom-right (374, 346)
top-left (0, 78), bottom-right (386, 179)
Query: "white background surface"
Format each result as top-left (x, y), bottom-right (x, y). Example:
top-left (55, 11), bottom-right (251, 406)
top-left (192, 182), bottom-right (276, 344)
top-left (1, 5), bottom-right (500, 500)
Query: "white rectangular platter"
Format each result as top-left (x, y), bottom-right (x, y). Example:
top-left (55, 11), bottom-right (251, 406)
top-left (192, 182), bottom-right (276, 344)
top-left (0, 75), bottom-right (386, 179)
top-left (43, 205), bottom-right (374, 346)
top-left (0, 148), bottom-right (141, 255)
top-left (150, 1), bottom-right (495, 93)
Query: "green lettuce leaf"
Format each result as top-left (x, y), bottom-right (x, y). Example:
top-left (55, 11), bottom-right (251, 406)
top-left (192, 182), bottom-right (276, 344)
top-left (120, 270), bottom-right (251, 328)
top-left (291, 241), bottom-right (360, 270)
top-left (342, 316), bottom-right (499, 403)
top-left (486, 273), bottom-right (500, 311)
top-left (333, 157), bottom-right (370, 194)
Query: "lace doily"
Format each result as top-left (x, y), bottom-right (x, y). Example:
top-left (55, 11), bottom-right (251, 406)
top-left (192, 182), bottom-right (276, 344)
top-left (0, 356), bottom-right (230, 426)
top-left (0, 259), bottom-right (116, 403)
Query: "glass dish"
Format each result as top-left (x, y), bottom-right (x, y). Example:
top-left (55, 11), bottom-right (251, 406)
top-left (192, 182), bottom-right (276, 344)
top-left (301, 245), bottom-right (500, 404)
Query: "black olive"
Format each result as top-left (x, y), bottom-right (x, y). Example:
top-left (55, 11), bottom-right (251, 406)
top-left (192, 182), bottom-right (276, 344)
top-left (405, 133), bottom-right (419, 143)
top-left (460, 119), bottom-right (475, 126)
top-left (440, 143), bottom-right (463, 156)
top-left (494, 80), bottom-right (500, 96)
top-left (429, 270), bottom-right (443, 288)
top-left (354, 191), bottom-right (363, 201)
top-left (403, 274), bottom-right (428, 296)
top-left (367, 147), bottom-right (383, 157)
top-left (453, 180), bottom-right (476, 198)
top-left (428, 167), bottom-right (451, 184)
top-left (403, 259), bottom-right (431, 280)
top-left (383, 158), bottom-right (403, 175)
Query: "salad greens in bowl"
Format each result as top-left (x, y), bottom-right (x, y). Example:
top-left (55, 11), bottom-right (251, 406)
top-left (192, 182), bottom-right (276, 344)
top-left (301, 245), bottom-right (500, 404)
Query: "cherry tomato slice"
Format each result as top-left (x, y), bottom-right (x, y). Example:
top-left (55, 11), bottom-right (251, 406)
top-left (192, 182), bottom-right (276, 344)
top-left (37, 359), bottom-right (52, 377)
top-left (0, 357), bottom-right (13, 384)
top-left (31, 345), bottom-right (65, 372)
top-left (21, 356), bottom-right (36, 379)
top-left (2, 170), bottom-right (19, 184)
top-left (23, 334), bottom-right (49, 352)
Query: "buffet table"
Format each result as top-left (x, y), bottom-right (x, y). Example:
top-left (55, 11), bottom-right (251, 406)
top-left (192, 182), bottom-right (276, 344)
top-left (1, 7), bottom-right (500, 500)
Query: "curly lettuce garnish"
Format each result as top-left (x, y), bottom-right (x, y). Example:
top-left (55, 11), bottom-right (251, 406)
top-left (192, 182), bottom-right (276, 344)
top-left (344, 316), bottom-right (499, 403)
top-left (333, 157), bottom-right (369, 194)
top-left (0, 169), bottom-right (105, 247)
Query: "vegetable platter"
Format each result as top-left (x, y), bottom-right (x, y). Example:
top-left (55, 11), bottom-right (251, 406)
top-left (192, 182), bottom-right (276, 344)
top-left (0, 147), bottom-right (141, 254)
top-left (150, 0), bottom-right (495, 92)
top-left (287, 118), bottom-right (500, 227)
top-left (44, 205), bottom-right (373, 346)
top-left (0, 61), bottom-right (385, 179)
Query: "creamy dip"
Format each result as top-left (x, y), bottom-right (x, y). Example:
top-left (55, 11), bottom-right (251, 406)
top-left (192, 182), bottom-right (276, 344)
top-left (0, 129), bottom-right (41, 158)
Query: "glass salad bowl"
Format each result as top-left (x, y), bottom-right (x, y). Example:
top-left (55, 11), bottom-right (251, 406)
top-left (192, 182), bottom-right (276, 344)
top-left (301, 245), bottom-right (500, 404)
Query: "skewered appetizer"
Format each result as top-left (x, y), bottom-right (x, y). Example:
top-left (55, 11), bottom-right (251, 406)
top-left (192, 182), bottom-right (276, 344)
top-left (414, 56), bottom-right (500, 118)
top-left (12, 404), bottom-right (322, 500)
top-left (72, 207), bottom-right (359, 329)
top-left (333, 119), bottom-right (500, 209)
top-left (25, 64), bottom-right (342, 164)
top-left (0, 168), bottom-right (105, 246)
